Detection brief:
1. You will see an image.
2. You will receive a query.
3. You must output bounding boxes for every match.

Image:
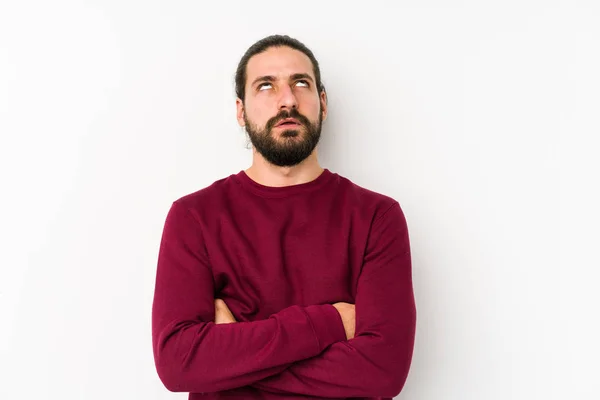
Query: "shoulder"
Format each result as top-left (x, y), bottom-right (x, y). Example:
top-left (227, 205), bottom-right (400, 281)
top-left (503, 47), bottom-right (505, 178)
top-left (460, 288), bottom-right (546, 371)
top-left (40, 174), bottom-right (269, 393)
top-left (170, 173), bottom-right (238, 214)
top-left (332, 171), bottom-right (403, 223)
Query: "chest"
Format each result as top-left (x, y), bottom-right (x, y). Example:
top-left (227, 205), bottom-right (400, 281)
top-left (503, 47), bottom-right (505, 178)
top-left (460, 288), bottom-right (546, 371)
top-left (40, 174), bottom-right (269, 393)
top-left (204, 205), bottom-right (369, 321)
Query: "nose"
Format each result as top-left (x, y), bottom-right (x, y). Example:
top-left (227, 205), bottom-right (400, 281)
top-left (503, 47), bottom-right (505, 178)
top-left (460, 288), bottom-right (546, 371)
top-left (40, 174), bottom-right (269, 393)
top-left (277, 84), bottom-right (298, 110)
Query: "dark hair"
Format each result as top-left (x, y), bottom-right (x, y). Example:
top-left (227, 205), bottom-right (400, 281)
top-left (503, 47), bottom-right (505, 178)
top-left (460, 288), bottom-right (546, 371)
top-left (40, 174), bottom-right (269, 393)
top-left (235, 34), bottom-right (325, 103)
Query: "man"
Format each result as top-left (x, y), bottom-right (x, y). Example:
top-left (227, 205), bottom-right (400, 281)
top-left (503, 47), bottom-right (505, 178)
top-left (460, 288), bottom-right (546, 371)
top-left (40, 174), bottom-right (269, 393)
top-left (151, 34), bottom-right (416, 400)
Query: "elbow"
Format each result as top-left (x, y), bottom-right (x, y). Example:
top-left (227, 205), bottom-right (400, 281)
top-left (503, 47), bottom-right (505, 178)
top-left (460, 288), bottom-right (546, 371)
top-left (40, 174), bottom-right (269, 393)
top-left (376, 329), bottom-right (415, 396)
top-left (353, 344), bottom-right (412, 398)
top-left (382, 311), bottom-right (416, 396)
top-left (158, 368), bottom-right (183, 393)
top-left (153, 333), bottom-right (187, 392)
top-left (155, 359), bottom-right (188, 392)
top-left (156, 359), bottom-right (211, 393)
top-left (154, 350), bottom-right (213, 393)
top-left (379, 372), bottom-right (410, 398)
top-left (153, 323), bottom-right (216, 393)
top-left (367, 356), bottom-right (411, 398)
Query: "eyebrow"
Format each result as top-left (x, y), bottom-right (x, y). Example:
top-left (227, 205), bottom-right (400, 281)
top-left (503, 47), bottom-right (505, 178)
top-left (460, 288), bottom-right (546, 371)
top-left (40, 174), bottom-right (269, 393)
top-left (251, 73), bottom-right (315, 88)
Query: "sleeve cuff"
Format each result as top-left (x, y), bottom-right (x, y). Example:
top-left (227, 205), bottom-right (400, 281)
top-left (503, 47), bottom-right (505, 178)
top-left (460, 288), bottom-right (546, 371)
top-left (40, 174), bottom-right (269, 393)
top-left (303, 304), bottom-right (347, 352)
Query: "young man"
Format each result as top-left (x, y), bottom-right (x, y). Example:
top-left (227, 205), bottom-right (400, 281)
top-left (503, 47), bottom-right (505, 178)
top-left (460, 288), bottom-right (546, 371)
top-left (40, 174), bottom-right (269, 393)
top-left (151, 35), bottom-right (416, 400)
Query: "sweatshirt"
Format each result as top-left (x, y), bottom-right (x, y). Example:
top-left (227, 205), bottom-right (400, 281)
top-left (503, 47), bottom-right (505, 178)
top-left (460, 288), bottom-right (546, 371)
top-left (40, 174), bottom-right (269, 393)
top-left (151, 168), bottom-right (416, 399)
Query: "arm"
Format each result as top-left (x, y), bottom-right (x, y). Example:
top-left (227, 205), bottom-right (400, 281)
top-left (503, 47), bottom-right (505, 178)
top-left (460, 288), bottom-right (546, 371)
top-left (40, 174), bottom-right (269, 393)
top-left (152, 201), bottom-right (347, 393)
top-left (250, 202), bottom-right (417, 398)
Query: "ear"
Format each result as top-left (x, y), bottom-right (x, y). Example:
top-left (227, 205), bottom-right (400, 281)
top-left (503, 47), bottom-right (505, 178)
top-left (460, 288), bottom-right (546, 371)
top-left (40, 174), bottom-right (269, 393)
top-left (236, 98), bottom-right (245, 127)
top-left (320, 90), bottom-right (328, 122)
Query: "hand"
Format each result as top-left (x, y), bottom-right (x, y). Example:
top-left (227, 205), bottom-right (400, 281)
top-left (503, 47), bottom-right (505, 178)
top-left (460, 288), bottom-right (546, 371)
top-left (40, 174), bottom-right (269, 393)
top-left (332, 302), bottom-right (356, 340)
top-left (214, 298), bottom-right (237, 324)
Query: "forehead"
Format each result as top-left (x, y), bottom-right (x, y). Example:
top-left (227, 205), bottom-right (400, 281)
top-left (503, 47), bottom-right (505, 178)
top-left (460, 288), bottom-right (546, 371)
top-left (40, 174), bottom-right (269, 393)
top-left (246, 46), bottom-right (315, 84)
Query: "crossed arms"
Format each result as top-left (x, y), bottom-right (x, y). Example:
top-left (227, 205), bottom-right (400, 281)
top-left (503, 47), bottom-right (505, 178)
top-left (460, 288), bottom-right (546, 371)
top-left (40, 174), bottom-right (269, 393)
top-left (151, 200), bottom-right (416, 398)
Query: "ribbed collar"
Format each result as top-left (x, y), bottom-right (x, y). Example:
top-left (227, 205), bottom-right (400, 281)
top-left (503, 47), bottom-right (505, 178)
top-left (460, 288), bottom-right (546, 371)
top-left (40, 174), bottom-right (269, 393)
top-left (234, 168), bottom-right (335, 198)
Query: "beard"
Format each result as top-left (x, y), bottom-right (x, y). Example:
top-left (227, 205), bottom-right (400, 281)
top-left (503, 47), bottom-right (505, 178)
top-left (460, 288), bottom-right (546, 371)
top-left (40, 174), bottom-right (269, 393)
top-left (244, 108), bottom-right (323, 167)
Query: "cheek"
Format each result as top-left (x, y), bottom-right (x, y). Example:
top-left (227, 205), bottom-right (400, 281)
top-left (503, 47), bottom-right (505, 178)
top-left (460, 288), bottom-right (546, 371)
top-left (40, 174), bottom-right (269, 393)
top-left (301, 97), bottom-right (322, 119)
top-left (246, 105), bottom-right (272, 127)
top-left (296, 90), bottom-right (320, 108)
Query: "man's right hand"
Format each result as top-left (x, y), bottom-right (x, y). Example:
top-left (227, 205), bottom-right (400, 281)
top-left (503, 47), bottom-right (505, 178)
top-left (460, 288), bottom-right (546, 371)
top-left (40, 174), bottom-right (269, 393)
top-left (332, 302), bottom-right (356, 340)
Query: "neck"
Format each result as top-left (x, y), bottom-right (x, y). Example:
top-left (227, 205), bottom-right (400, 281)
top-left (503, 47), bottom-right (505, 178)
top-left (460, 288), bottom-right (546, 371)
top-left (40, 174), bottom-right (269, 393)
top-left (245, 151), bottom-right (323, 187)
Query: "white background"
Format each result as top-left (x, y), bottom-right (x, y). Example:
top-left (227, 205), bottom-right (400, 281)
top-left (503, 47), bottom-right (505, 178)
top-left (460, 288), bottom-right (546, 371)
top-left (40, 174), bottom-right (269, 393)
top-left (1, 1), bottom-right (599, 399)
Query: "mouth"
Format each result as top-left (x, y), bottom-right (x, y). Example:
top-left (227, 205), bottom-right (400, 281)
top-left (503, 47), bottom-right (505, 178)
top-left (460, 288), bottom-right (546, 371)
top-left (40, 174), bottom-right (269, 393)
top-left (275, 118), bottom-right (302, 128)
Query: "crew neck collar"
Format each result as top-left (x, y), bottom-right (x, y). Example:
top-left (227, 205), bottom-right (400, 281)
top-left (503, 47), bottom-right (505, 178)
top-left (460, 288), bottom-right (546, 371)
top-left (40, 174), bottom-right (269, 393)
top-left (234, 168), bottom-right (335, 198)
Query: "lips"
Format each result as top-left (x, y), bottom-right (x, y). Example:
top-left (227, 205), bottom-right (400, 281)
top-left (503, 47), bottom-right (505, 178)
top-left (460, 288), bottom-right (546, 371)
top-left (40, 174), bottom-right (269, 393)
top-left (276, 118), bottom-right (301, 127)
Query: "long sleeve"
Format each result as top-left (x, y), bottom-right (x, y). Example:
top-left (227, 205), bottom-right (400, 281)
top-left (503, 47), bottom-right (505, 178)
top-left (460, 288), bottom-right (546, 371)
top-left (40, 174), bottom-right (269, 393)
top-left (151, 201), bottom-right (347, 394)
top-left (250, 202), bottom-right (417, 398)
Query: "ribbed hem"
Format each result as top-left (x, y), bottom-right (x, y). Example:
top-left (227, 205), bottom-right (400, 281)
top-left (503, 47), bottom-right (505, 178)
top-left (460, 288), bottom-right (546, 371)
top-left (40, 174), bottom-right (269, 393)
top-left (303, 304), bottom-right (347, 351)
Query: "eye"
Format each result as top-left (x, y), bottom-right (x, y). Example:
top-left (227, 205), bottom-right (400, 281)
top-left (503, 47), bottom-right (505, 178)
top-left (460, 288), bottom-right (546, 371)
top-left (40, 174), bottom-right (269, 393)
top-left (258, 82), bottom-right (272, 91)
top-left (295, 80), bottom-right (309, 88)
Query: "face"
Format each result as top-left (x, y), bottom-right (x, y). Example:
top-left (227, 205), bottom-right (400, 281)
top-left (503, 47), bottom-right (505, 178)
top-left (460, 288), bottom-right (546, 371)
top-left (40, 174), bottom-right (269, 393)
top-left (236, 46), bottom-right (328, 167)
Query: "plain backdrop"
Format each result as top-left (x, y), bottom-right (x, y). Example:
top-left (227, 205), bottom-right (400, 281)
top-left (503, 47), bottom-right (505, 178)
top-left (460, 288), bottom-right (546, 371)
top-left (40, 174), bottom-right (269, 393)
top-left (1, 1), bottom-right (599, 399)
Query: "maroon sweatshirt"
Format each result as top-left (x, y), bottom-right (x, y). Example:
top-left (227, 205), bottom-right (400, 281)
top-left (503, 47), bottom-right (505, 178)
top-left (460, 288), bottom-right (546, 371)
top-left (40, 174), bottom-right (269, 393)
top-left (151, 168), bottom-right (416, 399)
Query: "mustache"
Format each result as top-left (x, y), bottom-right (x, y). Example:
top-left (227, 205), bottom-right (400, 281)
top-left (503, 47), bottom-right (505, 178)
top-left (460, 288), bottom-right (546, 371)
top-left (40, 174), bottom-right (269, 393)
top-left (265, 109), bottom-right (311, 131)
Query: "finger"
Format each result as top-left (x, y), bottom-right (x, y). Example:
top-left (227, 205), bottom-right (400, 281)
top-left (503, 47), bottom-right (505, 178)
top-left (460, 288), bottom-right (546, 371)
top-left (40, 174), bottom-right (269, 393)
top-left (215, 299), bottom-right (227, 311)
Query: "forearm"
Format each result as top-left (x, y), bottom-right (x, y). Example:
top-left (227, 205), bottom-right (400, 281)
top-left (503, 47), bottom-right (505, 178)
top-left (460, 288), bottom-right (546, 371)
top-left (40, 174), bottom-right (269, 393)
top-left (250, 314), bottom-right (415, 398)
top-left (153, 302), bottom-right (346, 393)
